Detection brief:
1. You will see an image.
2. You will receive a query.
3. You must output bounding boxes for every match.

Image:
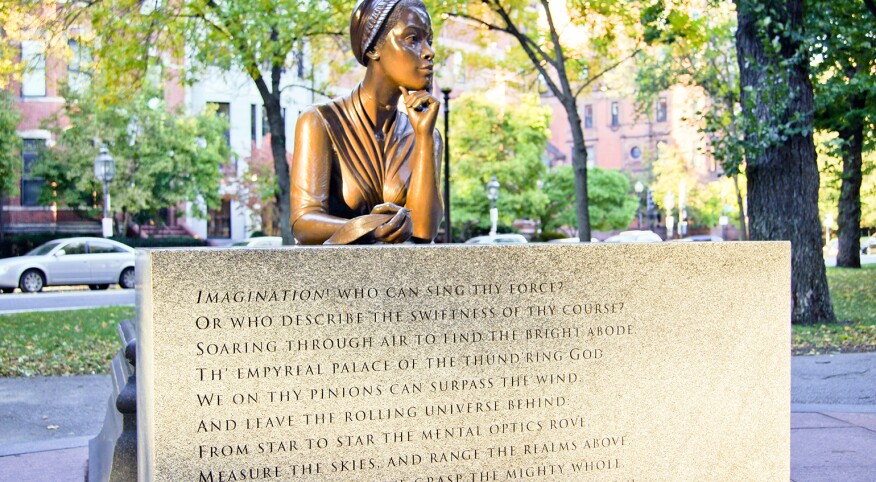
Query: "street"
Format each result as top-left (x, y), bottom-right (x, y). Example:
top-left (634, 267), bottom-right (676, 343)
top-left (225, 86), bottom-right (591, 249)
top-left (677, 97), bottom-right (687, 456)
top-left (0, 289), bottom-right (135, 314)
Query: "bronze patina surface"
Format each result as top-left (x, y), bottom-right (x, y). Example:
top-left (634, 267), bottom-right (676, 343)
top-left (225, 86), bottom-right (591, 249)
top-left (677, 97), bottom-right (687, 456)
top-left (291, 0), bottom-right (443, 245)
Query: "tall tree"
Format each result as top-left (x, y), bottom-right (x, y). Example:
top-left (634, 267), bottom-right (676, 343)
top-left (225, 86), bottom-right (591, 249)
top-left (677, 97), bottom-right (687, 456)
top-left (442, 1), bottom-right (643, 241)
top-left (0, 91), bottom-right (22, 238)
top-left (449, 92), bottom-right (550, 239)
top-left (35, 86), bottom-right (230, 233)
top-left (807, 0), bottom-right (876, 268)
top-left (636, 0), bottom-right (748, 239)
top-left (24, 0), bottom-right (355, 245)
top-left (735, 0), bottom-right (835, 324)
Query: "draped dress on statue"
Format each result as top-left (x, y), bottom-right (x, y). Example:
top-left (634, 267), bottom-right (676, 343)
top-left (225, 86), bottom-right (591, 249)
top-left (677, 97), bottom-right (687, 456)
top-left (290, 85), bottom-right (441, 243)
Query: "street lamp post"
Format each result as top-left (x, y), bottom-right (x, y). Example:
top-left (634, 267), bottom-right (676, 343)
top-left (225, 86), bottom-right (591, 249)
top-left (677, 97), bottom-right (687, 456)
top-left (664, 191), bottom-right (675, 240)
top-left (634, 181), bottom-right (644, 229)
top-left (93, 146), bottom-right (116, 237)
top-left (486, 176), bottom-right (500, 236)
top-left (441, 86), bottom-right (452, 243)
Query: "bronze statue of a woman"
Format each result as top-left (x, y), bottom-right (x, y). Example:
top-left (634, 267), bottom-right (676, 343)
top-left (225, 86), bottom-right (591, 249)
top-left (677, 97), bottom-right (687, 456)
top-left (290, 0), bottom-right (443, 245)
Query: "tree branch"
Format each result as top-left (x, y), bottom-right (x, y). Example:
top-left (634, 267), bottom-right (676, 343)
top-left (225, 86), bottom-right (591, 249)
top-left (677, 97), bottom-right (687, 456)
top-left (574, 47), bottom-right (641, 97)
top-left (280, 83), bottom-right (333, 99)
top-left (447, 8), bottom-right (563, 98)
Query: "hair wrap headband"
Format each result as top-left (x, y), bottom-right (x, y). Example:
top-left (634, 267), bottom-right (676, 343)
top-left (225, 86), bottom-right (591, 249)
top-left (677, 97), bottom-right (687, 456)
top-left (350, 0), bottom-right (403, 66)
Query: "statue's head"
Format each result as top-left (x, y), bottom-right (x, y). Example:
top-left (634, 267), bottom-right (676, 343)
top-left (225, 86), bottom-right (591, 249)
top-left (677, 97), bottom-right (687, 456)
top-left (350, 0), bottom-right (434, 90)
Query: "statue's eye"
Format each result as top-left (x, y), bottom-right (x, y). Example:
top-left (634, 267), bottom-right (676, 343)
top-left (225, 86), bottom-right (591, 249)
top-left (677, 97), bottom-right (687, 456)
top-left (407, 35), bottom-right (419, 43)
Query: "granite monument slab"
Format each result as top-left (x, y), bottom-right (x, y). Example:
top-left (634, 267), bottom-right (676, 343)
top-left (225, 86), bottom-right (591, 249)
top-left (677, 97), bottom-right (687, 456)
top-left (137, 242), bottom-right (790, 481)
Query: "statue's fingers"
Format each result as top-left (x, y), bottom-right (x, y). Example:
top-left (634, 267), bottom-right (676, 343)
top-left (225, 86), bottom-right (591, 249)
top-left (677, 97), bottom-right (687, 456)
top-left (372, 202), bottom-right (401, 215)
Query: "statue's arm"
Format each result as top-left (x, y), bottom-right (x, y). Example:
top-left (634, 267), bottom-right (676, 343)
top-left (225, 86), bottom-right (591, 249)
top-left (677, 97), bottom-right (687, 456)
top-left (404, 128), bottom-right (444, 243)
top-left (290, 108), bottom-right (348, 245)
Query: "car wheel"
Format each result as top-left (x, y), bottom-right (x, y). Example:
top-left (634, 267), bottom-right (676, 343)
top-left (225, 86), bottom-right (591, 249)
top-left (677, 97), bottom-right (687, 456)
top-left (1, 288), bottom-right (14, 294)
top-left (19, 270), bottom-right (45, 293)
top-left (119, 267), bottom-right (135, 289)
top-left (89, 284), bottom-right (110, 290)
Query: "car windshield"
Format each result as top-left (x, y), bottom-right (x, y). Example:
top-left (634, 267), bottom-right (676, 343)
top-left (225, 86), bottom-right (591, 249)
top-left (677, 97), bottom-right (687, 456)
top-left (25, 241), bottom-right (63, 256)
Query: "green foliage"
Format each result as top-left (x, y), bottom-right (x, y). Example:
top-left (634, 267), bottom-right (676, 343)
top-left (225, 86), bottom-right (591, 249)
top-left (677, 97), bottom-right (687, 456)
top-left (0, 306), bottom-right (135, 377)
top-left (110, 236), bottom-right (209, 248)
top-left (807, 0), bottom-right (876, 147)
top-left (649, 144), bottom-right (731, 229)
top-left (34, 86), bottom-right (230, 229)
top-left (0, 233), bottom-right (91, 259)
top-left (449, 93), bottom-right (550, 237)
top-left (586, 168), bottom-right (638, 231)
top-left (0, 233), bottom-right (208, 259)
top-left (736, 1), bottom-right (815, 162)
top-left (0, 91), bottom-right (21, 197)
top-left (538, 165), bottom-right (577, 232)
top-left (636, 1), bottom-right (744, 176)
top-left (817, 133), bottom-right (876, 229)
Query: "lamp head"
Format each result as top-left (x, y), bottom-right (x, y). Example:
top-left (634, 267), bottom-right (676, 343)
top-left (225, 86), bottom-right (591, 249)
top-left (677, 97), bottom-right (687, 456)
top-left (486, 176), bottom-right (500, 202)
top-left (94, 146), bottom-right (116, 182)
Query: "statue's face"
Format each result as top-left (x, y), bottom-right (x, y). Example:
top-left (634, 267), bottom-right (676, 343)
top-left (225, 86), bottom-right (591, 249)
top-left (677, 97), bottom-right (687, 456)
top-left (374, 5), bottom-right (434, 91)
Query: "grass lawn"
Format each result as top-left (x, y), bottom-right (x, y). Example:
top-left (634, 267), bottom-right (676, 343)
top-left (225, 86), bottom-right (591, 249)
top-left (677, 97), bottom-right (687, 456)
top-left (0, 265), bottom-right (872, 377)
top-left (0, 306), bottom-right (135, 377)
top-left (792, 265), bottom-right (876, 355)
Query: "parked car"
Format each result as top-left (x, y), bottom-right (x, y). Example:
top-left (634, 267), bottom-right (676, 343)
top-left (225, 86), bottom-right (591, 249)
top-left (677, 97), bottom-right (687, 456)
top-left (823, 237), bottom-right (876, 257)
top-left (465, 234), bottom-right (528, 244)
top-left (0, 237), bottom-right (136, 293)
top-left (603, 230), bottom-right (663, 243)
top-left (546, 237), bottom-right (600, 243)
top-left (675, 235), bottom-right (724, 242)
top-left (231, 236), bottom-right (283, 247)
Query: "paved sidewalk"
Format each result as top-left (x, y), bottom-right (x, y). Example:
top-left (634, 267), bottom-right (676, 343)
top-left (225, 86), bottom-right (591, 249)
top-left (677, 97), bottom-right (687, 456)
top-left (790, 353), bottom-right (876, 482)
top-left (0, 354), bottom-right (873, 481)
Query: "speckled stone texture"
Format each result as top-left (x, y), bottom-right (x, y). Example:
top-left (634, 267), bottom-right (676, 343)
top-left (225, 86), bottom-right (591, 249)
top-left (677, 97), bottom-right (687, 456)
top-left (136, 242), bottom-right (791, 481)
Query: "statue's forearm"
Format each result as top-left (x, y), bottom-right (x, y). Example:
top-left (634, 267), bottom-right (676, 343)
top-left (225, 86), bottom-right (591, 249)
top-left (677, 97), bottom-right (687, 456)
top-left (292, 213), bottom-right (349, 245)
top-left (406, 138), bottom-right (443, 242)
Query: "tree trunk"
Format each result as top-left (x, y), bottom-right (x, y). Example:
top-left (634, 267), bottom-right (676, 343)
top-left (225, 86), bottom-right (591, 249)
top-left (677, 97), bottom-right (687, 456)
top-left (735, 0), bottom-right (835, 325)
top-left (564, 99), bottom-right (592, 241)
top-left (265, 96), bottom-right (292, 246)
top-left (836, 97), bottom-right (865, 268)
top-left (732, 174), bottom-right (748, 240)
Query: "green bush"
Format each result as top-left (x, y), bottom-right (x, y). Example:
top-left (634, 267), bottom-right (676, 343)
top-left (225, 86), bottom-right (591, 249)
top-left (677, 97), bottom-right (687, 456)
top-left (0, 233), bottom-right (208, 258)
top-left (0, 233), bottom-right (86, 259)
top-left (110, 236), bottom-right (208, 248)
top-left (537, 231), bottom-right (569, 242)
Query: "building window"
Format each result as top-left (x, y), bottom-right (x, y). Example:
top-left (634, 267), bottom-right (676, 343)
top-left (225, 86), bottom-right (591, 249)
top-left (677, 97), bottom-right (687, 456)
top-left (656, 97), bottom-right (668, 122)
top-left (610, 102), bottom-right (619, 127)
top-left (295, 47), bottom-right (306, 79)
top-left (21, 139), bottom-right (46, 207)
top-left (262, 107), bottom-right (270, 138)
top-left (453, 51), bottom-right (466, 84)
top-left (207, 102), bottom-right (230, 145)
top-left (207, 198), bottom-right (231, 238)
top-left (21, 40), bottom-right (46, 97)
top-left (584, 105), bottom-right (593, 129)
top-left (67, 38), bottom-right (91, 92)
top-left (585, 145), bottom-right (596, 168)
top-left (630, 146), bottom-right (642, 160)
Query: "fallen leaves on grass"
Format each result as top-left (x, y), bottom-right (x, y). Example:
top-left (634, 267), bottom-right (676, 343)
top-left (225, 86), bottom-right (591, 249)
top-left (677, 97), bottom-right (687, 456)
top-left (792, 323), bottom-right (876, 355)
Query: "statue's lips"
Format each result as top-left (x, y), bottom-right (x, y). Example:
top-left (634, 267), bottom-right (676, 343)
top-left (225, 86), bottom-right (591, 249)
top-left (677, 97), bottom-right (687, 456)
top-left (418, 65), bottom-right (434, 73)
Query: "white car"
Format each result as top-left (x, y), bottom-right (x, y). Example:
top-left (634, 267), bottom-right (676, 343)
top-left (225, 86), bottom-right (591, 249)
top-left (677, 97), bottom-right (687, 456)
top-left (231, 236), bottom-right (283, 247)
top-left (603, 230), bottom-right (664, 243)
top-left (0, 237), bottom-right (136, 293)
top-left (465, 234), bottom-right (528, 244)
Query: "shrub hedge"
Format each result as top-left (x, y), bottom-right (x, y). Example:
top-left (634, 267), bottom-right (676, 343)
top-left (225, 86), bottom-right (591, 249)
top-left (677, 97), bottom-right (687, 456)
top-left (0, 233), bottom-right (208, 258)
